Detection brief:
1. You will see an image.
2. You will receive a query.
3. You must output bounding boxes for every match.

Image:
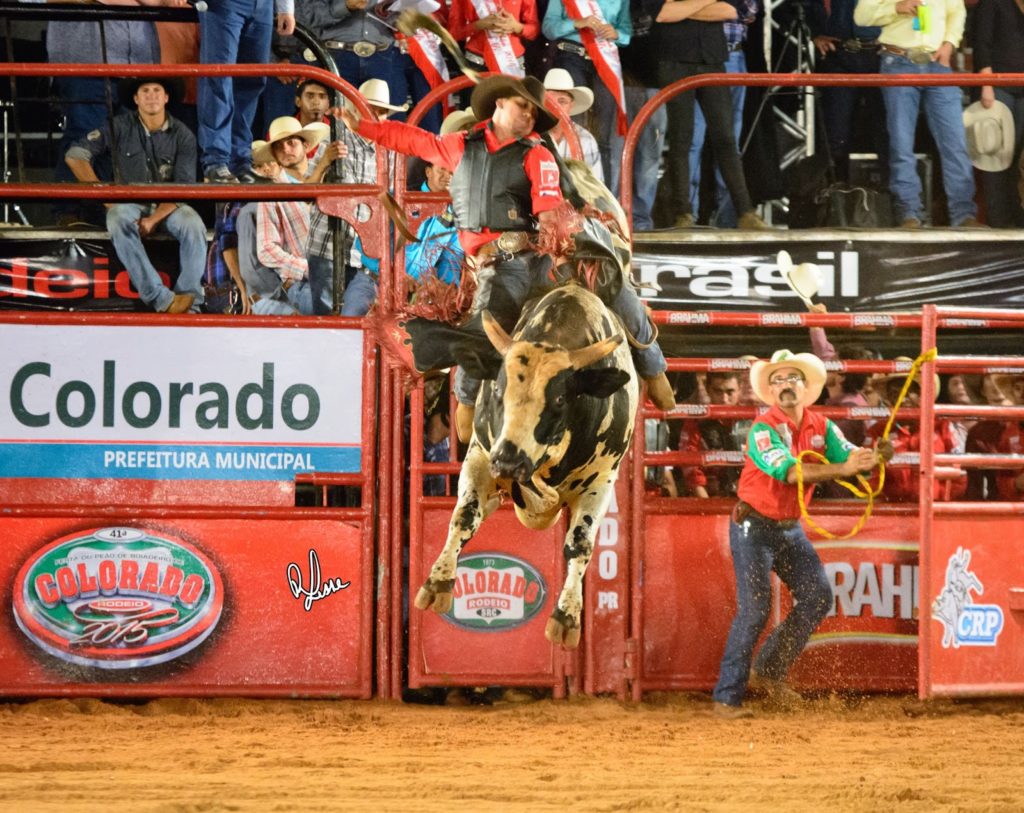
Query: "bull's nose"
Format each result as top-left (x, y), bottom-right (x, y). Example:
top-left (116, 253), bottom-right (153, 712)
top-left (490, 440), bottom-right (533, 483)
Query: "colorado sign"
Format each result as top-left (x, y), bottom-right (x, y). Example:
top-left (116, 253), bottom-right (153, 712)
top-left (13, 526), bottom-right (224, 669)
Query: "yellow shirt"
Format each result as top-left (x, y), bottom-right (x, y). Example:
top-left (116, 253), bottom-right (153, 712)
top-left (853, 0), bottom-right (966, 50)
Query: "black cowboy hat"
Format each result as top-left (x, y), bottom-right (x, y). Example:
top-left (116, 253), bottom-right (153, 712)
top-left (470, 74), bottom-right (557, 133)
top-left (117, 77), bottom-right (185, 110)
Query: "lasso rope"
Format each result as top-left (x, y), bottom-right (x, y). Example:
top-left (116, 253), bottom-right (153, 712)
top-left (793, 347), bottom-right (938, 540)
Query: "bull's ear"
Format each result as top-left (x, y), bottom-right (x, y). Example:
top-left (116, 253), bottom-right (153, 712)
top-left (482, 310), bottom-right (513, 356)
top-left (573, 368), bottom-right (631, 398)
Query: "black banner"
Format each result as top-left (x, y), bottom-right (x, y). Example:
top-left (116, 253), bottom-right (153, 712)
top-left (633, 234), bottom-right (1024, 312)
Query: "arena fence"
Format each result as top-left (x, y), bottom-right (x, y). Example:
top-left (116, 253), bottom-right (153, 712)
top-left (1, 61), bottom-right (1023, 701)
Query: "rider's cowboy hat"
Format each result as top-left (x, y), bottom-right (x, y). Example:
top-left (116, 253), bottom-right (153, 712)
top-left (470, 74), bottom-right (558, 133)
top-left (963, 100), bottom-right (1014, 172)
top-left (118, 77), bottom-right (184, 110)
top-left (349, 78), bottom-right (410, 114)
top-left (252, 116), bottom-right (330, 164)
top-left (750, 349), bottom-right (827, 407)
top-left (777, 250), bottom-right (821, 308)
top-left (542, 68), bottom-right (594, 116)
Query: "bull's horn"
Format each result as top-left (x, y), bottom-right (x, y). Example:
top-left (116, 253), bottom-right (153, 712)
top-left (568, 335), bottom-right (622, 369)
top-left (482, 310), bottom-right (513, 356)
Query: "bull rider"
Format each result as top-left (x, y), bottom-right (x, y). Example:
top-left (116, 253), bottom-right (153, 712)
top-left (338, 74), bottom-right (676, 442)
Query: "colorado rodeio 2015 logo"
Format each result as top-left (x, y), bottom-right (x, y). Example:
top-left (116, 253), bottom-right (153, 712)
top-left (446, 553), bottom-right (546, 631)
top-left (13, 526), bottom-right (224, 669)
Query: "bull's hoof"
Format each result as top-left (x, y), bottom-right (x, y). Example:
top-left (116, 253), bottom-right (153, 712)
top-left (544, 613), bottom-right (581, 649)
top-left (414, 580), bottom-right (455, 614)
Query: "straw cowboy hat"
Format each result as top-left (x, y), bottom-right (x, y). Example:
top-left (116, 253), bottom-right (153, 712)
top-left (963, 100), bottom-right (1015, 172)
top-left (776, 250), bottom-right (820, 308)
top-left (252, 116), bottom-right (330, 164)
top-left (750, 349), bottom-right (828, 407)
top-left (877, 357), bottom-right (940, 397)
top-left (440, 108), bottom-right (478, 135)
top-left (542, 68), bottom-right (594, 116)
top-left (350, 78), bottom-right (409, 114)
top-left (118, 77), bottom-right (184, 110)
top-left (470, 74), bottom-right (558, 133)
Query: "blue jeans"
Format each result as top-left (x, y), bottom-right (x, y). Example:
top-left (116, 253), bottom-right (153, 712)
top-left (198, 0), bottom-right (273, 172)
top-left (880, 54), bottom-right (976, 224)
top-left (713, 514), bottom-right (832, 707)
top-left (107, 204), bottom-right (206, 312)
top-left (606, 86), bottom-right (666, 232)
top-left (341, 269), bottom-right (378, 316)
top-left (331, 46), bottom-right (411, 122)
top-left (689, 49), bottom-right (746, 228)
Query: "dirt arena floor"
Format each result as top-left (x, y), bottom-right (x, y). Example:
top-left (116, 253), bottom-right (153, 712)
top-left (1, 692), bottom-right (1022, 813)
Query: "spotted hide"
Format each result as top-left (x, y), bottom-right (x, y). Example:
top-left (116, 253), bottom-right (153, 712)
top-left (413, 284), bottom-right (638, 648)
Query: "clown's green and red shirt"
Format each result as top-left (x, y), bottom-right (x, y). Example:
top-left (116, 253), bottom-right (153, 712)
top-left (738, 404), bottom-right (856, 521)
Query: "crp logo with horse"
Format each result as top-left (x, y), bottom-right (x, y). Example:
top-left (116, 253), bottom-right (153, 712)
top-left (13, 526), bottom-right (224, 669)
top-left (931, 546), bottom-right (1004, 649)
top-left (446, 553), bottom-right (546, 631)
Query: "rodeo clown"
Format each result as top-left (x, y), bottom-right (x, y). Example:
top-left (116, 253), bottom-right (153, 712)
top-left (337, 73), bottom-right (676, 443)
top-left (713, 349), bottom-right (892, 719)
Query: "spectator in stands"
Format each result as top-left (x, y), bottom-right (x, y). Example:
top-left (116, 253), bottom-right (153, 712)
top-left (542, 0), bottom-right (631, 186)
top-left (679, 371), bottom-right (743, 498)
top-left (970, 0), bottom-right (1024, 227)
top-left (198, 0), bottom-right (295, 184)
top-left (612, 0), bottom-right (668, 231)
top-left (295, 0), bottom-right (436, 129)
top-left (689, 0), bottom-right (758, 227)
top-left (867, 362), bottom-right (966, 502)
top-left (542, 69), bottom-right (605, 182)
top-left (992, 373), bottom-right (1024, 500)
top-left (807, 0), bottom-right (886, 184)
top-left (343, 157), bottom-right (462, 316)
top-left (307, 79), bottom-right (403, 314)
top-left (854, 0), bottom-right (982, 228)
top-left (237, 120), bottom-right (327, 314)
top-left (651, 0), bottom-right (770, 230)
top-left (941, 373), bottom-right (982, 454)
top-left (65, 78), bottom-right (204, 314)
top-left (47, 0), bottom-right (185, 225)
top-left (448, 0), bottom-right (539, 78)
top-left (205, 201), bottom-right (252, 315)
top-left (713, 349), bottom-right (887, 718)
top-left (965, 373), bottom-right (1015, 499)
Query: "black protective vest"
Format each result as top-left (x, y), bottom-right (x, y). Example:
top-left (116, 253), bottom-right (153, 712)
top-left (449, 130), bottom-right (535, 232)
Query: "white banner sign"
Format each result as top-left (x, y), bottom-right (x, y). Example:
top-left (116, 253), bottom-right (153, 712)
top-left (0, 324), bottom-right (364, 481)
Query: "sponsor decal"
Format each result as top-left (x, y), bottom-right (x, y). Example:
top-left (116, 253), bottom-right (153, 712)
top-left (668, 312), bottom-right (710, 325)
top-left (675, 404), bottom-right (710, 417)
top-left (853, 314), bottom-right (895, 327)
top-left (539, 160), bottom-right (559, 192)
top-left (12, 526), bottom-right (224, 669)
top-left (704, 450), bottom-right (744, 464)
top-left (286, 548), bottom-right (351, 612)
top-left (763, 448), bottom-right (786, 467)
top-left (710, 357), bottom-right (748, 370)
top-left (826, 561), bottom-right (918, 620)
top-left (446, 553), bottom-right (546, 631)
top-left (851, 407), bottom-right (890, 418)
top-left (754, 430), bottom-right (771, 452)
top-left (944, 319), bottom-right (988, 328)
top-left (760, 313), bottom-right (802, 326)
top-left (932, 547), bottom-right (1004, 649)
top-left (811, 434), bottom-right (824, 449)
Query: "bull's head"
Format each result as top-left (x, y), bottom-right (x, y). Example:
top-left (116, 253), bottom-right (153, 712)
top-left (482, 310), bottom-right (631, 483)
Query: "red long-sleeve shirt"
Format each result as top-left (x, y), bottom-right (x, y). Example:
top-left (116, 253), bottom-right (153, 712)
top-left (356, 117), bottom-right (563, 256)
top-left (448, 0), bottom-right (539, 57)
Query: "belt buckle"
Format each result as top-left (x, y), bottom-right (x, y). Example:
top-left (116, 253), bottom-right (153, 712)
top-left (909, 48), bottom-right (931, 65)
top-left (496, 231), bottom-right (527, 255)
top-left (353, 41), bottom-right (376, 58)
top-left (845, 39), bottom-right (862, 53)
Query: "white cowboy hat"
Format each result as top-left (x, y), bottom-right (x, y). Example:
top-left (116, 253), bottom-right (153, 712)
top-left (963, 100), bottom-right (1014, 172)
top-left (252, 117), bottom-right (329, 164)
top-left (440, 108), bottom-right (478, 135)
top-left (777, 250), bottom-right (820, 308)
top-left (351, 78), bottom-right (409, 114)
top-left (750, 349), bottom-right (827, 407)
top-left (385, 0), bottom-right (440, 13)
top-left (542, 68), bottom-right (594, 116)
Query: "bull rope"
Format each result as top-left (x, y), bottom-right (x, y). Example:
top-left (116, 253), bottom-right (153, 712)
top-left (792, 347), bottom-right (938, 541)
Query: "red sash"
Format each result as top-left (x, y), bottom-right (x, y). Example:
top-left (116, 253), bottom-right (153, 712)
top-left (561, 0), bottom-right (627, 135)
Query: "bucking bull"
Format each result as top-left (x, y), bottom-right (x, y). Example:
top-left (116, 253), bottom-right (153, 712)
top-left (414, 284), bottom-right (639, 648)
